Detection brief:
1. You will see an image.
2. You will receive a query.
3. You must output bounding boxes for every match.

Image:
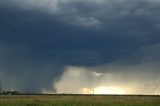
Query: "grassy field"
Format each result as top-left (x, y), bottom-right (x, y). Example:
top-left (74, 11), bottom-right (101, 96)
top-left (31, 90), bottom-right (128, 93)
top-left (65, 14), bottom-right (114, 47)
top-left (0, 95), bottom-right (160, 106)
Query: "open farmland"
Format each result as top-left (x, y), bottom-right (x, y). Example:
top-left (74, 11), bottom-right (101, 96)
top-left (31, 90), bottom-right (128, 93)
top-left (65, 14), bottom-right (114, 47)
top-left (0, 95), bottom-right (160, 106)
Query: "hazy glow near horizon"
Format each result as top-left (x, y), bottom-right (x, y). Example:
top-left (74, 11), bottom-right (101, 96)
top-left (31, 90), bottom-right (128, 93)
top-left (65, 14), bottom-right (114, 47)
top-left (53, 66), bottom-right (160, 95)
top-left (94, 86), bottom-right (126, 94)
top-left (81, 86), bottom-right (126, 94)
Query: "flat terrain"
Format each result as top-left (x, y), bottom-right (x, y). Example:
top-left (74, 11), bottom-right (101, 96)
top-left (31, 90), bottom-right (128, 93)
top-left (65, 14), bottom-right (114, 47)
top-left (0, 95), bottom-right (160, 106)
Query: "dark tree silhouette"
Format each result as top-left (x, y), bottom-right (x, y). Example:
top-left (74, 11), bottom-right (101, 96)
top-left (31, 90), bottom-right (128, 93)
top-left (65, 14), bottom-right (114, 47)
top-left (0, 82), bottom-right (2, 94)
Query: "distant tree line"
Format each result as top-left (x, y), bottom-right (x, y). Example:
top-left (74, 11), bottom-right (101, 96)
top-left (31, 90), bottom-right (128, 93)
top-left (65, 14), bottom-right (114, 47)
top-left (1, 91), bottom-right (20, 95)
top-left (0, 83), bottom-right (19, 95)
top-left (0, 89), bottom-right (20, 95)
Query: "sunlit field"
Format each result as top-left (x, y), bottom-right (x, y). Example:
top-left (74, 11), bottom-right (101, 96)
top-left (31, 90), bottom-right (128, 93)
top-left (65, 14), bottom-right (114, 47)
top-left (0, 95), bottom-right (160, 106)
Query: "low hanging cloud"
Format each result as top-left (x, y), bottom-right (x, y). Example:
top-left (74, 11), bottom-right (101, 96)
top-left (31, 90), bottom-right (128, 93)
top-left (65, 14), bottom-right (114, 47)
top-left (54, 64), bottom-right (160, 95)
top-left (54, 43), bottom-right (160, 95)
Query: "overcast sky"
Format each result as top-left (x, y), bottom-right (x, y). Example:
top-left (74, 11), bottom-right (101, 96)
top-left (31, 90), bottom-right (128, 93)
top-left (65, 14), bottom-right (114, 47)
top-left (0, 0), bottom-right (160, 94)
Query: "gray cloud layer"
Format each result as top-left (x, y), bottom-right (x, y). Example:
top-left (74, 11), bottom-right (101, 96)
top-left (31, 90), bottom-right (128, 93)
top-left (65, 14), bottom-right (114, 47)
top-left (0, 0), bottom-right (160, 94)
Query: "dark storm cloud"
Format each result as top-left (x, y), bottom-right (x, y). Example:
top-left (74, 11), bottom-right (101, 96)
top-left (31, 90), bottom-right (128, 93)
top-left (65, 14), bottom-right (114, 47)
top-left (0, 0), bottom-right (160, 93)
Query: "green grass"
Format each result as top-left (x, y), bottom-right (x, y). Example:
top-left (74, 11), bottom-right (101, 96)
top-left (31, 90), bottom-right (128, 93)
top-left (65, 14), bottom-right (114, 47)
top-left (0, 95), bottom-right (160, 106)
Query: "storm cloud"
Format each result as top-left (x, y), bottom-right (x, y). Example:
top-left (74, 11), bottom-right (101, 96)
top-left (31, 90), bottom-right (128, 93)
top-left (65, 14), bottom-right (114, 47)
top-left (0, 0), bottom-right (160, 94)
